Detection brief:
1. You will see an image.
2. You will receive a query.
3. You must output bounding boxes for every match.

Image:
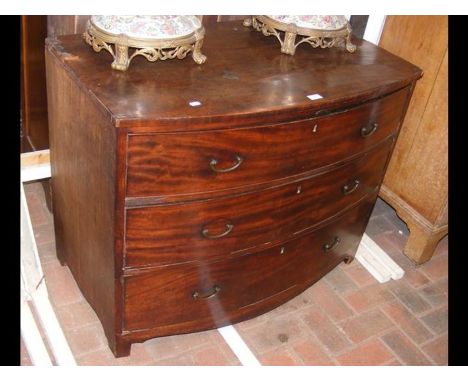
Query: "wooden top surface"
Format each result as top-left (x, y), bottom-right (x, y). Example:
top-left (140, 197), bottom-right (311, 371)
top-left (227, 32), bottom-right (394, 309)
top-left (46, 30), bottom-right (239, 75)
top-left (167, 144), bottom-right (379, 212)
top-left (46, 21), bottom-right (422, 131)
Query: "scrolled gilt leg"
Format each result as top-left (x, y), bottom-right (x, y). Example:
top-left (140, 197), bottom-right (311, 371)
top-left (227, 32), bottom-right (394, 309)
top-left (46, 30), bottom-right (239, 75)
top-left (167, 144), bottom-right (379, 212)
top-left (281, 31), bottom-right (297, 55)
top-left (111, 34), bottom-right (130, 71)
top-left (345, 24), bottom-right (356, 53)
top-left (192, 38), bottom-right (207, 64)
top-left (112, 44), bottom-right (130, 71)
top-left (345, 34), bottom-right (357, 53)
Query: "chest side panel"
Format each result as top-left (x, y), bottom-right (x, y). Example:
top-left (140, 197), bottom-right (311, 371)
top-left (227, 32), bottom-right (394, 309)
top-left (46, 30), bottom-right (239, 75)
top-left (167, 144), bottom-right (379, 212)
top-left (46, 44), bottom-right (118, 342)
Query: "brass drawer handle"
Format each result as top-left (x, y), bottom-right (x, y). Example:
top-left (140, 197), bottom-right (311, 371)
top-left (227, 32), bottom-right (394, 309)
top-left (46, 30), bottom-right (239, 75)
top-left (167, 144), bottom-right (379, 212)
top-left (210, 154), bottom-right (243, 173)
top-left (202, 223), bottom-right (234, 239)
top-left (323, 236), bottom-right (341, 252)
top-left (361, 122), bottom-right (378, 138)
top-left (342, 179), bottom-right (360, 195)
top-left (192, 285), bottom-right (221, 300)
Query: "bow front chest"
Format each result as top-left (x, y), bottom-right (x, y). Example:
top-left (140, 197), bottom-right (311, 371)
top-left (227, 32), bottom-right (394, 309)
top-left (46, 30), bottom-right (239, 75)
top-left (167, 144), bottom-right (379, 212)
top-left (45, 21), bottom-right (422, 357)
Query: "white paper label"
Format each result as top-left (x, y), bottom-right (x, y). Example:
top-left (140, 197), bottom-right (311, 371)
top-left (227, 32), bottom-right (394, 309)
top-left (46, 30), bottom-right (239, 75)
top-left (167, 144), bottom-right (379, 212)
top-left (306, 94), bottom-right (323, 101)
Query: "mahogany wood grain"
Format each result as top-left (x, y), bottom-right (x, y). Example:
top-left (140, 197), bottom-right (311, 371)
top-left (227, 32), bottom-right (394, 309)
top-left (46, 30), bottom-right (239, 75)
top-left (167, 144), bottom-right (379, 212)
top-left (45, 22), bottom-right (422, 357)
top-left (123, 199), bottom-right (374, 333)
top-left (46, 24), bottom-right (421, 132)
top-left (125, 139), bottom-right (393, 268)
top-left (45, 43), bottom-right (118, 351)
top-left (21, 15), bottom-right (49, 151)
top-left (126, 88), bottom-right (407, 198)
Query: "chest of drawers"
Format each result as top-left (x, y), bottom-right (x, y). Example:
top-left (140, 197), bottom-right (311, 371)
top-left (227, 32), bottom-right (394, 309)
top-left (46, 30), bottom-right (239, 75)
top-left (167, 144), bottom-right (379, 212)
top-left (45, 21), bottom-right (422, 357)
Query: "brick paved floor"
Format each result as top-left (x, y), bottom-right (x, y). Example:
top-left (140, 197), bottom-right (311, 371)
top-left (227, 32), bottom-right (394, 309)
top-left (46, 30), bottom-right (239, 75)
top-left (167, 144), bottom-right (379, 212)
top-left (21, 180), bottom-right (448, 366)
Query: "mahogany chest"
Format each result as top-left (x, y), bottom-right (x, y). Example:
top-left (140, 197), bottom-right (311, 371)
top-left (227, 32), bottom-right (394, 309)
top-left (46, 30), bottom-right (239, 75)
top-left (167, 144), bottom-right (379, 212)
top-left (45, 21), bottom-right (422, 357)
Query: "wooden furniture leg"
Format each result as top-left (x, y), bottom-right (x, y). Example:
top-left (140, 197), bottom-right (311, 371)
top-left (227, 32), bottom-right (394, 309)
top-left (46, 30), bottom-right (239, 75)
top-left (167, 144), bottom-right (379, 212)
top-left (381, 187), bottom-right (448, 265)
top-left (404, 219), bottom-right (448, 264)
top-left (110, 337), bottom-right (131, 358)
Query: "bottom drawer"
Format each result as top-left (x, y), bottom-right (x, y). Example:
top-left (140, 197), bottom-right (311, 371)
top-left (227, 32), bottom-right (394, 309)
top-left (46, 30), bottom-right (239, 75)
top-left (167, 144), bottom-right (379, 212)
top-left (122, 197), bottom-right (375, 334)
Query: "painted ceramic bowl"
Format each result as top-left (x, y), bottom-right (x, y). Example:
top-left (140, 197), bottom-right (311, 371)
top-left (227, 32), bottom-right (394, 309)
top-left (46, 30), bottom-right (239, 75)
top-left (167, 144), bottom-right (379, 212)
top-left (91, 15), bottom-right (203, 40)
top-left (244, 15), bottom-right (355, 55)
top-left (267, 15), bottom-right (349, 31)
top-left (84, 15), bottom-right (206, 71)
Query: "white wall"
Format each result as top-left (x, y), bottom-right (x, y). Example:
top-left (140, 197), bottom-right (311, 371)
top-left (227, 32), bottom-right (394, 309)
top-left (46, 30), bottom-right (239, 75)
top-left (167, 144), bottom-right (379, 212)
top-left (363, 15), bottom-right (387, 45)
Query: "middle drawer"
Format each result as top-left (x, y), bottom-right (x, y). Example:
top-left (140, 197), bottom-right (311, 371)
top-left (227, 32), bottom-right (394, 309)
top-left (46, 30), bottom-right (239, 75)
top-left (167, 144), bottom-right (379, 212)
top-left (124, 138), bottom-right (393, 269)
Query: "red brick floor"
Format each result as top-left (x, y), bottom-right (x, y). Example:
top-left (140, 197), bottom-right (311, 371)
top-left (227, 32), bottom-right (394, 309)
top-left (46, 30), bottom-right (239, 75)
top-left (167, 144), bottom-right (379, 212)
top-left (21, 180), bottom-right (448, 366)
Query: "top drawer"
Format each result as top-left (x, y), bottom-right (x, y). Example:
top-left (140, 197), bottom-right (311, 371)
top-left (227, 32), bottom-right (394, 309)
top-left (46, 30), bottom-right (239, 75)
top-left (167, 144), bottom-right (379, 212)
top-left (126, 87), bottom-right (408, 199)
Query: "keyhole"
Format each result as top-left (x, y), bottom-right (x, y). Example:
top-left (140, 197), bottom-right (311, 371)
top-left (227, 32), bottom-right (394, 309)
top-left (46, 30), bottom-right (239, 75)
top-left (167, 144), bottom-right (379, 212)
top-left (296, 185), bottom-right (302, 194)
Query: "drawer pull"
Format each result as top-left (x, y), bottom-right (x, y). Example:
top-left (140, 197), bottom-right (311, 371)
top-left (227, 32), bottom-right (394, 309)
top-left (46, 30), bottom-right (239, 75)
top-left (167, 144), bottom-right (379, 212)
top-left (342, 179), bottom-right (360, 195)
top-left (202, 223), bottom-right (234, 239)
top-left (210, 154), bottom-right (243, 173)
top-left (192, 285), bottom-right (221, 300)
top-left (322, 236), bottom-right (341, 252)
top-left (360, 122), bottom-right (379, 138)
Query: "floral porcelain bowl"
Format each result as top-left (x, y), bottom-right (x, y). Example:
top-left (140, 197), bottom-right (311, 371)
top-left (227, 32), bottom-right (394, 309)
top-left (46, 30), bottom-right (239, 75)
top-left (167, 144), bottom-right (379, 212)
top-left (269, 15), bottom-right (348, 31)
top-left (244, 15), bottom-right (355, 55)
top-left (91, 15), bottom-right (203, 40)
top-left (83, 15), bottom-right (206, 71)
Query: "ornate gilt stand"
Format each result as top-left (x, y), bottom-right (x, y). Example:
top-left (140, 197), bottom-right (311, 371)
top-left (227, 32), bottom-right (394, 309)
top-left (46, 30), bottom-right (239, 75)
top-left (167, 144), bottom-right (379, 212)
top-left (83, 18), bottom-right (206, 71)
top-left (244, 16), bottom-right (356, 55)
